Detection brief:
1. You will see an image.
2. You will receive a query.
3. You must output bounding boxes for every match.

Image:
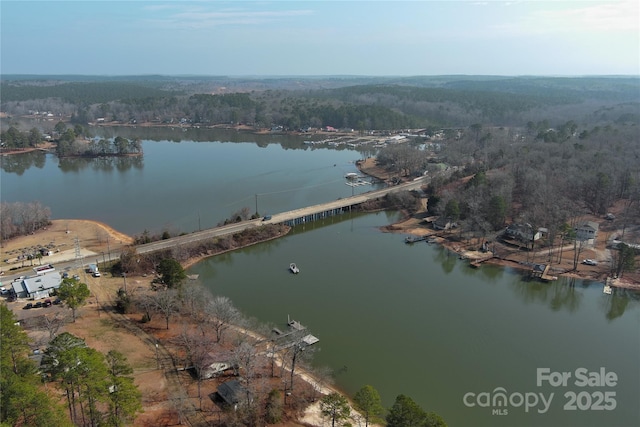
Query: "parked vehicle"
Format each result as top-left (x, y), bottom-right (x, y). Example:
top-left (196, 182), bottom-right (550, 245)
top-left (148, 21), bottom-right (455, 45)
top-left (23, 303), bottom-right (33, 310)
top-left (582, 259), bottom-right (598, 266)
top-left (53, 298), bottom-right (62, 305)
top-left (88, 263), bottom-right (100, 277)
top-left (43, 299), bottom-right (52, 307)
top-left (34, 301), bottom-right (43, 308)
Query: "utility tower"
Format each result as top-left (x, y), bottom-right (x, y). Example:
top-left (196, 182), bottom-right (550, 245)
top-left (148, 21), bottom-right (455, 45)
top-left (74, 236), bottom-right (83, 270)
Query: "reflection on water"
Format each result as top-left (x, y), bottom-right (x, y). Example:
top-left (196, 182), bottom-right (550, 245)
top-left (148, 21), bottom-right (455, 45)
top-left (509, 276), bottom-right (584, 313)
top-left (57, 155), bottom-right (144, 173)
top-left (602, 291), bottom-right (636, 321)
top-left (189, 212), bottom-right (639, 427)
top-left (1, 137), bottom-right (369, 235)
top-left (2, 121), bottom-right (638, 426)
top-left (433, 246), bottom-right (457, 274)
top-left (0, 150), bottom-right (47, 175)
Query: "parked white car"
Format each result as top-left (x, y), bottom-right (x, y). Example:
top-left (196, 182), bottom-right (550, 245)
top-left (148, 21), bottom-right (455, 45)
top-left (582, 259), bottom-right (598, 266)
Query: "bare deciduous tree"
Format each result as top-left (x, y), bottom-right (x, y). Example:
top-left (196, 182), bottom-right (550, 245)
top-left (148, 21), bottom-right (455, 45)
top-left (152, 289), bottom-right (180, 330)
top-left (279, 329), bottom-right (317, 394)
top-left (37, 312), bottom-right (71, 341)
top-left (231, 340), bottom-right (264, 407)
top-left (176, 324), bottom-right (217, 409)
top-left (205, 296), bottom-right (240, 343)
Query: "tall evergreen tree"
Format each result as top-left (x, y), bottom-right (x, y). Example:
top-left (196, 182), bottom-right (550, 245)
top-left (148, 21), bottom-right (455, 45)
top-left (57, 278), bottom-right (91, 321)
top-left (353, 384), bottom-right (384, 427)
top-left (105, 350), bottom-right (143, 426)
top-left (320, 392), bottom-right (351, 427)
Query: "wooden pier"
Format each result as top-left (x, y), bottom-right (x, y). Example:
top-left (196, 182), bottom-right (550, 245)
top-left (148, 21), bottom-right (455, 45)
top-left (345, 179), bottom-right (371, 187)
top-left (270, 315), bottom-right (320, 349)
top-left (530, 263), bottom-right (558, 281)
top-left (287, 315), bottom-right (306, 331)
top-left (540, 264), bottom-right (558, 282)
top-left (405, 235), bottom-right (427, 244)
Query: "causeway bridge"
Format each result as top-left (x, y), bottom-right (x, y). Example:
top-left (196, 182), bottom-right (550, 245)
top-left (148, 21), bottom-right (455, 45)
top-left (135, 177), bottom-right (428, 255)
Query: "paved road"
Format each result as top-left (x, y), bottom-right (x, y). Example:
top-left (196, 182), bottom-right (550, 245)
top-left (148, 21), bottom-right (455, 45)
top-left (134, 176), bottom-right (428, 255)
top-left (0, 177), bottom-right (429, 285)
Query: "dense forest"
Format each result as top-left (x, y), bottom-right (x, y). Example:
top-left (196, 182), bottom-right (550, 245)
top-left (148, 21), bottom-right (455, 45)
top-left (1, 75), bottom-right (638, 129)
top-left (1, 75), bottom-right (639, 251)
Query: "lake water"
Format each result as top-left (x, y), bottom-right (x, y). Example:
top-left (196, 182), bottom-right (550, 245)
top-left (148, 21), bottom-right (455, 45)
top-left (1, 128), bottom-right (374, 236)
top-left (189, 212), bottom-right (640, 427)
top-left (1, 128), bottom-right (638, 427)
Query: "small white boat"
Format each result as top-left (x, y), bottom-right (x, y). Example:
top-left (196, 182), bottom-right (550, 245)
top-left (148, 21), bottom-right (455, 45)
top-left (603, 284), bottom-right (612, 295)
top-left (345, 172), bottom-right (359, 180)
top-left (289, 263), bottom-right (300, 274)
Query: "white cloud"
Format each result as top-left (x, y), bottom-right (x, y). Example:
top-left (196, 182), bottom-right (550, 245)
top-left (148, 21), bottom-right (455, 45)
top-left (143, 6), bottom-right (314, 30)
top-left (493, 1), bottom-right (639, 36)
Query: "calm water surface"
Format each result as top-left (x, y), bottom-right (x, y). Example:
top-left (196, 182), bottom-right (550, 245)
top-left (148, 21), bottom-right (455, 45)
top-left (189, 213), bottom-right (640, 427)
top-left (2, 133), bottom-right (638, 426)
top-left (1, 137), bottom-right (371, 235)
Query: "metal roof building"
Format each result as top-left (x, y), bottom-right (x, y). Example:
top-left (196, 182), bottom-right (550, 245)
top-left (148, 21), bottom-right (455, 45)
top-left (12, 272), bottom-right (62, 299)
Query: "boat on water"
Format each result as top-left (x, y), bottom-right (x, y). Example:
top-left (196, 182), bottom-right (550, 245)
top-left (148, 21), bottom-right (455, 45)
top-left (345, 172), bottom-right (359, 180)
top-left (289, 263), bottom-right (300, 274)
top-left (603, 284), bottom-right (612, 295)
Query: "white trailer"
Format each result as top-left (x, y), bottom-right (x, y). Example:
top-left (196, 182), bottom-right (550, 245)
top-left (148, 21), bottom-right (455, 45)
top-left (88, 264), bottom-right (100, 277)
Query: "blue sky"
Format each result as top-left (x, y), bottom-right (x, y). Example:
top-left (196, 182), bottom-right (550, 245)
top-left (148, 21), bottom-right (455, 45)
top-left (1, 1), bottom-right (638, 76)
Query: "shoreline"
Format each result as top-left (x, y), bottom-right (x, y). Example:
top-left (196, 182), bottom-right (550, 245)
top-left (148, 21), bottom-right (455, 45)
top-left (5, 214), bottom-right (636, 424)
top-left (356, 158), bottom-right (640, 291)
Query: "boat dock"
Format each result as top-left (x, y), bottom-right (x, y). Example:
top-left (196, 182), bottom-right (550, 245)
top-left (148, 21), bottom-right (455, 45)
top-left (269, 315), bottom-right (319, 349)
top-left (345, 179), bottom-right (371, 187)
top-left (287, 315), bottom-right (306, 331)
top-left (540, 265), bottom-right (558, 281)
top-left (530, 263), bottom-right (558, 281)
top-left (405, 235), bottom-right (427, 244)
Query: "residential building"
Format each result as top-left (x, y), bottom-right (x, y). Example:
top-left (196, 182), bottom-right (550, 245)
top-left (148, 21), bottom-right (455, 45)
top-left (574, 221), bottom-right (599, 242)
top-left (433, 216), bottom-right (456, 231)
top-left (216, 380), bottom-right (248, 409)
top-left (504, 223), bottom-right (542, 242)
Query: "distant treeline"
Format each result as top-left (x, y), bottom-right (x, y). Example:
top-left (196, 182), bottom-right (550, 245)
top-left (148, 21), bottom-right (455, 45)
top-left (1, 76), bottom-right (638, 129)
top-left (0, 81), bottom-right (179, 105)
top-left (0, 124), bottom-right (142, 158)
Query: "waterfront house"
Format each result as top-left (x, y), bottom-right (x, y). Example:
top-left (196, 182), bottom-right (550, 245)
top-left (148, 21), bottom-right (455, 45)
top-left (433, 216), bottom-right (456, 231)
top-left (504, 223), bottom-right (542, 243)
